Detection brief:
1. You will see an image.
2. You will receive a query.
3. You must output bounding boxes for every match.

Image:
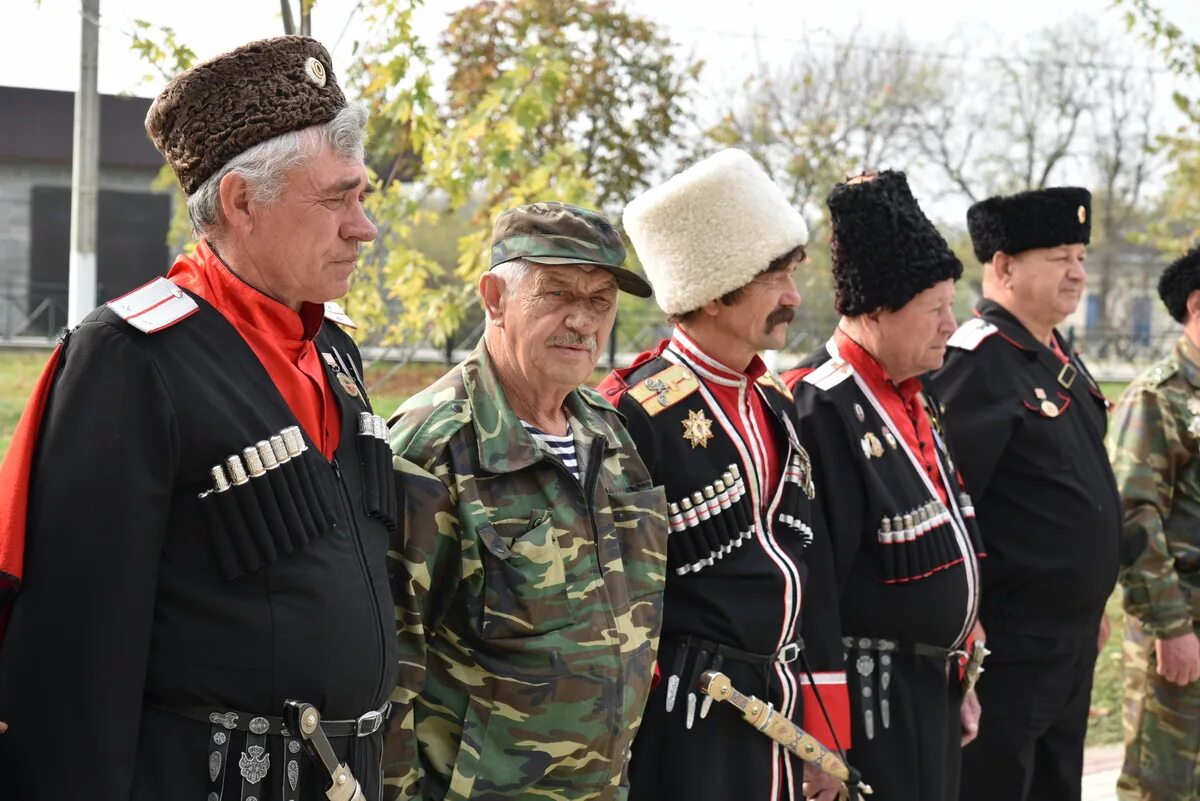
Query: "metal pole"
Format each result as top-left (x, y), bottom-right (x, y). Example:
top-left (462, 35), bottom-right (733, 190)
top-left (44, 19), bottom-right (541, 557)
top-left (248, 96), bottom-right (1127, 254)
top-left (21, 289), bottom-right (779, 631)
top-left (68, 0), bottom-right (100, 326)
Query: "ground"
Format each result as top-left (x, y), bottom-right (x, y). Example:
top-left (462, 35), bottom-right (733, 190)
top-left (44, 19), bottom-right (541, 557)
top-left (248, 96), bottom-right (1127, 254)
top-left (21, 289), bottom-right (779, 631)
top-left (0, 347), bottom-right (1134, 747)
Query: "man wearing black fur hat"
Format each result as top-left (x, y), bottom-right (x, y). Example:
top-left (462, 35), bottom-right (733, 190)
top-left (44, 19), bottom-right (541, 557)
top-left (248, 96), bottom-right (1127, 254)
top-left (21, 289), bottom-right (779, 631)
top-left (1107, 243), bottom-right (1200, 801)
top-left (0, 37), bottom-right (400, 800)
top-left (783, 171), bottom-right (986, 801)
top-left (928, 188), bottom-right (1121, 801)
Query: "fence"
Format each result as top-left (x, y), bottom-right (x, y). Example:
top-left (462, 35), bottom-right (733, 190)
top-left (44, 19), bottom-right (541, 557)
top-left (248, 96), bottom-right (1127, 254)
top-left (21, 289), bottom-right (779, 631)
top-left (0, 280), bottom-right (1179, 382)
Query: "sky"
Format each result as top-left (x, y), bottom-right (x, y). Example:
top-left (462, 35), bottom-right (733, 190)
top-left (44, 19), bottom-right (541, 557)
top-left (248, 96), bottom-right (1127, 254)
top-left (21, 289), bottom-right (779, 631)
top-left (3, 0), bottom-right (1199, 218)
top-left (3, 0), bottom-right (1198, 99)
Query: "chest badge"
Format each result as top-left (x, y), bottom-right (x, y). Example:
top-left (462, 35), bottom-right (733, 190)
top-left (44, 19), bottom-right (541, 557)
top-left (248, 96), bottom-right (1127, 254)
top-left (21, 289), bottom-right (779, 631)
top-left (861, 432), bottom-right (884, 459)
top-left (1034, 387), bottom-right (1059, 418)
top-left (882, 428), bottom-right (898, 450)
top-left (682, 409), bottom-right (715, 449)
top-left (337, 370), bottom-right (361, 399)
top-left (854, 403), bottom-right (865, 422)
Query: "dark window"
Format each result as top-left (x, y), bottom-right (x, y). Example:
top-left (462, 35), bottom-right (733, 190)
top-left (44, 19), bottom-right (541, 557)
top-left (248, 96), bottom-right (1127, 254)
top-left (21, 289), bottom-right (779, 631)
top-left (29, 186), bottom-right (170, 335)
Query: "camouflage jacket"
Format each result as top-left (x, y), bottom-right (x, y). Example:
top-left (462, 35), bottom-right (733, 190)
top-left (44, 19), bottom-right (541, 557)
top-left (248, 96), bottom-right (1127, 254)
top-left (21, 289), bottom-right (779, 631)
top-left (385, 340), bottom-right (669, 801)
top-left (1108, 335), bottom-right (1200, 637)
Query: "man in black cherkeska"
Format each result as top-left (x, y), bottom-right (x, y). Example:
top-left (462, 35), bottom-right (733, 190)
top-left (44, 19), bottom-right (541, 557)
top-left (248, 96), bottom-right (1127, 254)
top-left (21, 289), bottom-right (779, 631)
top-left (785, 171), bottom-right (985, 801)
top-left (0, 36), bottom-right (400, 801)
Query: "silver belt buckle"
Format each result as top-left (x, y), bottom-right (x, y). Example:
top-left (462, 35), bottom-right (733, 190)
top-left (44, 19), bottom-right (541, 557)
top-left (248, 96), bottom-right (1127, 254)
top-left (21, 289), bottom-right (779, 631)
top-left (355, 705), bottom-right (386, 737)
top-left (776, 642), bottom-right (801, 664)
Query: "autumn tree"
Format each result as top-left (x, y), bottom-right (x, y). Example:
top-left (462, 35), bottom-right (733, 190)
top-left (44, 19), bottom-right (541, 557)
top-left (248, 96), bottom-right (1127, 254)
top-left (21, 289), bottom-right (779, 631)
top-left (440, 0), bottom-right (701, 209)
top-left (1117, 0), bottom-right (1200, 254)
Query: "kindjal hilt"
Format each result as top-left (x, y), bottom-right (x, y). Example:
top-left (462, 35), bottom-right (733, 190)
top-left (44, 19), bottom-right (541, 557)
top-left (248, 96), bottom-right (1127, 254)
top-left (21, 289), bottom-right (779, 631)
top-left (699, 670), bottom-right (873, 799)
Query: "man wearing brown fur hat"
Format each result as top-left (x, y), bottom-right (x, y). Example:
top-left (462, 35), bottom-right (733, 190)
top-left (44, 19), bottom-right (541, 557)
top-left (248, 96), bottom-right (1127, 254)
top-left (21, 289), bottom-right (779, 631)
top-left (784, 171), bottom-right (985, 801)
top-left (929, 187), bottom-right (1120, 801)
top-left (0, 37), bottom-right (399, 801)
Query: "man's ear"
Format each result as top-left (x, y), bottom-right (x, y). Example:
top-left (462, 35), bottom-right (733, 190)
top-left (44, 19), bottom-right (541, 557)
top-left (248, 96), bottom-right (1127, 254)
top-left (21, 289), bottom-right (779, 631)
top-left (992, 251), bottom-right (1015, 287)
top-left (218, 172), bottom-right (254, 235)
top-left (479, 272), bottom-right (505, 327)
top-left (1185, 288), bottom-right (1200, 324)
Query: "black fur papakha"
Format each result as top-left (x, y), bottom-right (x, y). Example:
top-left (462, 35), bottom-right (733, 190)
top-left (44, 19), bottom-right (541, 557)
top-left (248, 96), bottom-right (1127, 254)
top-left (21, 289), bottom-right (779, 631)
top-left (1157, 243), bottom-right (1200, 323)
top-left (828, 170), bottom-right (963, 316)
top-left (966, 187), bottom-right (1091, 264)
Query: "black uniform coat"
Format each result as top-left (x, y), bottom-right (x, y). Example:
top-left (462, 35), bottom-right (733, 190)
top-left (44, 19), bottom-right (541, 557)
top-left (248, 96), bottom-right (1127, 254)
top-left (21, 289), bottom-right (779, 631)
top-left (929, 300), bottom-right (1120, 639)
top-left (928, 299), bottom-right (1120, 801)
top-left (0, 290), bottom-right (398, 801)
top-left (787, 337), bottom-right (984, 801)
top-left (598, 332), bottom-right (849, 801)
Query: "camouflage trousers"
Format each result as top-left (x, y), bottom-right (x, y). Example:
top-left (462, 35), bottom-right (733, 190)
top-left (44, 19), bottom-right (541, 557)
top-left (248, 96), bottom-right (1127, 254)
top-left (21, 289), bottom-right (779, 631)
top-left (1117, 617), bottom-right (1200, 801)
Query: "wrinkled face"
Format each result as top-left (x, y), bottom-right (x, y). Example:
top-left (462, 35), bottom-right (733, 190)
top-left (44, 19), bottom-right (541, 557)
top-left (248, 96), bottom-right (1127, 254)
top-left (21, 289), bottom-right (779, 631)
top-left (1007, 244), bottom-right (1088, 326)
top-left (502, 265), bottom-right (620, 390)
top-left (245, 142), bottom-right (377, 305)
top-left (873, 279), bottom-right (958, 381)
top-left (712, 257), bottom-right (803, 353)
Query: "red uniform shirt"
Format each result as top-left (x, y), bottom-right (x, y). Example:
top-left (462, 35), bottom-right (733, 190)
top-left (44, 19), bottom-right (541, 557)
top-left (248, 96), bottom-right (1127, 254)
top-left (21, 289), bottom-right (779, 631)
top-left (834, 328), bottom-right (949, 503)
top-left (169, 241), bottom-right (341, 459)
top-left (670, 328), bottom-right (783, 503)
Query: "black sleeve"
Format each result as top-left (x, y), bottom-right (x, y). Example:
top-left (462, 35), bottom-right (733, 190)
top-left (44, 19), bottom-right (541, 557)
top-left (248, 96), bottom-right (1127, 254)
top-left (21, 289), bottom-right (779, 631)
top-left (0, 321), bottom-right (179, 800)
top-left (927, 347), bottom-right (1017, 502)
top-left (614, 395), bottom-right (662, 476)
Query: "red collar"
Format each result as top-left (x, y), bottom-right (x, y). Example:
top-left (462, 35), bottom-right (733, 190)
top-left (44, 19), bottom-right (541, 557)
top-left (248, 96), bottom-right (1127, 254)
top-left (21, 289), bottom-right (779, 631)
top-left (670, 327), bottom-right (768, 386)
top-left (833, 328), bottom-right (923, 405)
top-left (167, 241), bottom-right (325, 343)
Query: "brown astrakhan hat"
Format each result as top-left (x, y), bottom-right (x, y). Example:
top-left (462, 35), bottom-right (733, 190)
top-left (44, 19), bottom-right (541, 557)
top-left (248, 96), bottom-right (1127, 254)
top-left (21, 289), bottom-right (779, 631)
top-left (145, 36), bottom-right (346, 196)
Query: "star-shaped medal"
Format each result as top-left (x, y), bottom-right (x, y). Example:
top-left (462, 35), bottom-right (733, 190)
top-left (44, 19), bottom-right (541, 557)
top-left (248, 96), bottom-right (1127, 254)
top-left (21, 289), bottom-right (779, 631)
top-left (682, 409), bottom-right (715, 448)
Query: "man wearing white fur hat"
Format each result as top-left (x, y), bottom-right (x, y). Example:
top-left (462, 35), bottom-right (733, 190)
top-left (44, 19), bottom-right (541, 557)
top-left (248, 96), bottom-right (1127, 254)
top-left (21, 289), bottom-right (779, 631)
top-left (598, 149), bottom-right (853, 801)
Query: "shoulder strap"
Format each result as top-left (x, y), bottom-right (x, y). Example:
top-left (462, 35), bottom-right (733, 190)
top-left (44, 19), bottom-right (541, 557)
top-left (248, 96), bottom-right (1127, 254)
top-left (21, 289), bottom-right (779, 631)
top-left (627, 362), bottom-right (700, 416)
top-left (323, 300), bottom-right (357, 329)
top-left (947, 318), bottom-right (998, 351)
top-left (107, 277), bottom-right (198, 334)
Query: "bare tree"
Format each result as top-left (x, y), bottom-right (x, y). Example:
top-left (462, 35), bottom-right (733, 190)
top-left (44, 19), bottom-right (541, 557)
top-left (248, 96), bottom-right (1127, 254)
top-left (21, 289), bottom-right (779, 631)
top-left (1089, 58), bottom-right (1158, 329)
top-left (281, 0), bottom-right (313, 36)
top-left (912, 21), bottom-right (1102, 200)
top-left (706, 28), bottom-right (943, 233)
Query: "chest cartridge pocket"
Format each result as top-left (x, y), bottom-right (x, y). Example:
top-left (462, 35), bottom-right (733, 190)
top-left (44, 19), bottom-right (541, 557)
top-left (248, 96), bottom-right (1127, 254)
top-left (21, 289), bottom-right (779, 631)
top-left (198, 425), bottom-right (338, 579)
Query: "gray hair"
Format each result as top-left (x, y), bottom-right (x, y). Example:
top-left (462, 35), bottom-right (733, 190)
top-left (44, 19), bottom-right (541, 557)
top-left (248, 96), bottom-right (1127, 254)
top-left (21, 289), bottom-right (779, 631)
top-left (485, 259), bottom-right (534, 323)
top-left (186, 102), bottom-right (369, 238)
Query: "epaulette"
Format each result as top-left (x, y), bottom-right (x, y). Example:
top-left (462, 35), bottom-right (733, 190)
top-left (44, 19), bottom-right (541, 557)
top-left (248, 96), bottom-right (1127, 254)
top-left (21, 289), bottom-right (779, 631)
top-left (324, 301), bottom-right (357, 329)
top-left (107, 277), bottom-right (198, 334)
top-left (756, 369), bottom-right (793, 401)
top-left (577, 384), bottom-right (618, 413)
top-left (802, 358), bottom-right (853, 391)
top-left (947, 318), bottom-right (998, 351)
top-left (627, 363), bottom-right (699, 416)
top-left (1148, 360), bottom-right (1179, 387)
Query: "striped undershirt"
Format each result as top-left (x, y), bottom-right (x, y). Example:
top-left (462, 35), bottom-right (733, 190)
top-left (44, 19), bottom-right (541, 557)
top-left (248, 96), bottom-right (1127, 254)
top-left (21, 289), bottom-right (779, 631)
top-left (521, 421), bottom-right (580, 481)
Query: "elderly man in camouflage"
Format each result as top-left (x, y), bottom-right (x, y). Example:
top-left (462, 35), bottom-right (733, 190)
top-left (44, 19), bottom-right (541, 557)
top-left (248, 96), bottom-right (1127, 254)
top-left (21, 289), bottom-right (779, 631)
top-left (385, 202), bottom-right (669, 801)
top-left (1107, 243), bottom-right (1200, 801)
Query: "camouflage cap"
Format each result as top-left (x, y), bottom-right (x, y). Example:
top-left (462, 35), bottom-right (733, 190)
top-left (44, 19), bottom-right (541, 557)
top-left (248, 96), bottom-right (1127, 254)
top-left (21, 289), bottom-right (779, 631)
top-left (491, 202), bottom-right (652, 298)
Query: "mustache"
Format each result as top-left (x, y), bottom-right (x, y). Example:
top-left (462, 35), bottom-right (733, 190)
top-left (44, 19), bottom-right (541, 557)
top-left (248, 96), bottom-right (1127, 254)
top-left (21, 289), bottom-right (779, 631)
top-left (546, 333), bottom-right (598, 350)
top-left (765, 306), bottom-right (795, 331)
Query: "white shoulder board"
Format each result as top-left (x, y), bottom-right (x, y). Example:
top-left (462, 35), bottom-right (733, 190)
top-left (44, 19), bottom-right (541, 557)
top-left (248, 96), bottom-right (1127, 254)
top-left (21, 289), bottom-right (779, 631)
top-left (947, 318), bottom-right (998, 351)
top-left (324, 301), bottom-right (357, 329)
top-left (802, 358), bottom-right (854, 391)
top-left (107, 277), bottom-right (198, 334)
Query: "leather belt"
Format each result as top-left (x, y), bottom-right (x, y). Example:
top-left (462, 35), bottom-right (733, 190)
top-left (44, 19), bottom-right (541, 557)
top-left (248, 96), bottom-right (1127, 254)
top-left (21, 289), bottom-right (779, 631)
top-left (842, 635), bottom-right (965, 661)
top-left (159, 700), bottom-right (390, 738)
top-left (154, 700), bottom-right (389, 801)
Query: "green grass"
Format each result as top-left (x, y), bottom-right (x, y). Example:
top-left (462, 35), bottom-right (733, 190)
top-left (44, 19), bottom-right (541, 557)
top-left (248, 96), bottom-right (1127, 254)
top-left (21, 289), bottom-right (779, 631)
top-left (0, 348), bottom-right (56, 456)
top-left (0, 350), bottom-right (1131, 745)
